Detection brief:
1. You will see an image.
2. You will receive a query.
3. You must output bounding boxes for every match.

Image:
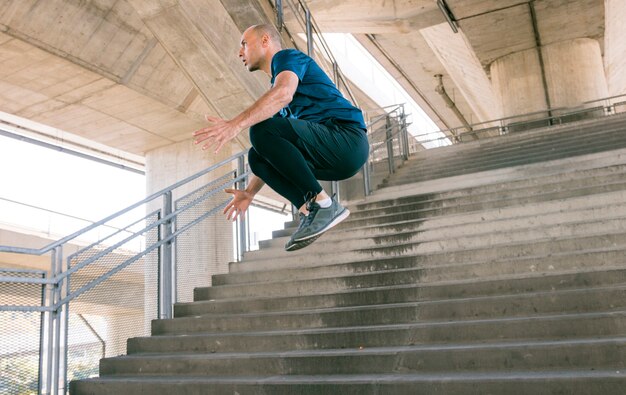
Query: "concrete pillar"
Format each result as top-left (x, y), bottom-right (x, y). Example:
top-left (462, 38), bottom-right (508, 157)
top-left (605, 0), bottom-right (626, 96)
top-left (490, 48), bottom-right (547, 120)
top-left (491, 38), bottom-right (608, 120)
top-left (542, 38), bottom-right (608, 108)
top-left (145, 140), bottom-right (235, 304)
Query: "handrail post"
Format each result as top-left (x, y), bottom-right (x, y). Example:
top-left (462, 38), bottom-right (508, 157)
top-left (276, 0), bottom-right (283, 31)
top-left (400, 105), bottom-right (409, 160)
top-left (160, 191), bottom-right (173, 319)
top-left (236, 156), bottom-right (248, 260)
top-left (51, 246), bottom-right (63, 395)
top-left (38, 268), bottom-right (47, 395)
top-left (305, 6), bottom-right (313, 58)
top-left (331, 180), bottom-right (340, 202)
top-left (386, 115), bottom-right (395, 174)
top-left (362, 161), bottom-right (371, 196)
top-left (41, 250), bottom-right (57, 395)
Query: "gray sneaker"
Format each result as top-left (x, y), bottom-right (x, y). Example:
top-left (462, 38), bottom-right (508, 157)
top-left (291, 195), bottom-right (350, 243)
top-left (285, 213), bottom-right (320, 251)
top-left (284, 233), bottom-right (321, 251)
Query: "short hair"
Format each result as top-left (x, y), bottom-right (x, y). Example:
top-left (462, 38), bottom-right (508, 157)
top-left (251, 24), bottom-right (282, 47)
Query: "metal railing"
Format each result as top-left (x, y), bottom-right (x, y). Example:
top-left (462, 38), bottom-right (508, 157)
top-left (272, 0), bottom-right (359, 110)
top-left (0, 151), bottom-right (250, 394)
top-left (342, 93), bottom-right (626, 202)
top-left (413, 93), bottom-right (626, 147)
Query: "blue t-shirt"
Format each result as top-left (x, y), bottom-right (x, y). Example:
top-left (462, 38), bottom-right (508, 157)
top-left (271, 49), bottom-right (366, 130)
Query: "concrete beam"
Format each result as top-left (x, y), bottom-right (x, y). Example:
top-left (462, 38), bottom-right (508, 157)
top-left (126, 0), bottom-right (272, 150)
top-left (421, 23), bottom-right (501, 123)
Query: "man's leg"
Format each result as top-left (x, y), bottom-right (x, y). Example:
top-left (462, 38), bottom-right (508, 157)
top-left (248, 117), bottom-right (369, 249)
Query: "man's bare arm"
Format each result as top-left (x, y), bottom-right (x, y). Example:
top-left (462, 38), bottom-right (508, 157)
top-left (193, 71), bottom-right (299, 152)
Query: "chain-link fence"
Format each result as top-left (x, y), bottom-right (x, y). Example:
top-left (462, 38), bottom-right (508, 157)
top-left (63, 210), bottom-right (161, 386)
top-left (174, 171), bottom-right (235, 303)
top-left (0, 269), bottom-right (46, 395)
top-left (0, 150), bottom-right (250, 394)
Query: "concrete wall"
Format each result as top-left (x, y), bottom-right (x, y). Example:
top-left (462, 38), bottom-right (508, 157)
top-left (146, 139), bottom-right (236, 304)
top-left (605, 0), bottom-right (626, 96)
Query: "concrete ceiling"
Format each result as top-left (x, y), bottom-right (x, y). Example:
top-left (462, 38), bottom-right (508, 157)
top-left (0, 0), bottom-right (607, 158)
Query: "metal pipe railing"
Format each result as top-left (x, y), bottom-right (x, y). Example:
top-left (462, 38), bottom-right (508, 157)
top-left (0, 149), bottom-right (252, 394)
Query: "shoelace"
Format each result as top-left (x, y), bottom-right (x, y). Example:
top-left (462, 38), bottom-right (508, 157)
top-left (303, 192), bottom-right (320, 227)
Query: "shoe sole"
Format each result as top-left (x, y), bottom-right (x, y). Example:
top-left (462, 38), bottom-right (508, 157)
top-left (284, 233), bottom-right (322, 251)
top-left (292, 208), bottom-right (350, 242)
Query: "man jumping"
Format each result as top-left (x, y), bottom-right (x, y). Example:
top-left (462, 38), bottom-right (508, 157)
top-left (193, 24), bottom-right (368, 251)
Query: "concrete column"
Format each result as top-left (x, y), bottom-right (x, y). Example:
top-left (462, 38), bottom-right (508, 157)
top-left (491, 38), bottom-right (608, 120)
top-left (605, 0), bottom-right (626, 96)
top-left (145, 140), bottom-right (236, 305)
top-left (490, 48), bottom-right (547, 120)
top-left (542, 38), bottom-right (608, 108)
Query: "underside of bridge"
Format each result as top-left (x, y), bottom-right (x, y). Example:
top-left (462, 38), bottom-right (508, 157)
top-left (0, 0), bottom-right (624, 216)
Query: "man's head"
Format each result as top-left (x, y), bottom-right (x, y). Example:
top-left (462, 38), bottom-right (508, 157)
top-left (239, 24), bottom-right (282, 74)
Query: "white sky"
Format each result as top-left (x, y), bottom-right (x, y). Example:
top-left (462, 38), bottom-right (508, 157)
top-left (0, 134), bottom-right (146, 239)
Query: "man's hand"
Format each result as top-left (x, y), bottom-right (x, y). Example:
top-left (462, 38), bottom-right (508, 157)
top-left (223, 188), bottom-right (254, 221)
top-left (193, 115), bottom-right (240, 153)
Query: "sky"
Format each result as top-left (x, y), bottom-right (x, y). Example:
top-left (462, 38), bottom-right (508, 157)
top-left (0, 134), bottom-right (146, 240)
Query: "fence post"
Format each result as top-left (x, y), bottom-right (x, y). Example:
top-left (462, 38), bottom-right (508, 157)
top-left (51, 246), bottom-right (64, 395)
top-left (331, 180), bottom-right (340, 202)
top-left (41, 250), bottom-right (57, 395)
top-left (38, 270), bottom-right (47, 395)
top-left (305, 6), bottom-right (313, 58)
top-left (386, 116), bottom-right (395, 174)
top-left (362, 162), bottom-right (371, 196)
top-left (236, 156), bottom-right (248, 260)
top-left (276, 0), bottom-right (283, 31)
top-left (160, 192), bottom-right (173, 320)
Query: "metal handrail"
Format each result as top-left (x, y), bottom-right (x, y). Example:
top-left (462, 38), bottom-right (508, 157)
top-left (415, 93), bottom-right (626, 143)
top-left (0, 149), bottom-right (251, 395)
top-left (0, 151), bottom-right (249, 256)
top-left (274, 0), bottom-right (359, 108)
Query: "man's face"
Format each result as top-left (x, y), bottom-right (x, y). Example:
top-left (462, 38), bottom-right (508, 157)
top-left (239, 28), bottom-right (262, 72)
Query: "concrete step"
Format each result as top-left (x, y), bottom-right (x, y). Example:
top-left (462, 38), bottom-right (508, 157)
top-left (266, 186), bottom-right (626, 247)
top-left (103, 338), bottom-right (626, 377)
top-left (231, 230), bottom-right (626, 274)
top-left (254, 201), bottom-right (626, 261)
top-left (383, 136), bottom-right (626, 187)
top-left (231, 222), bottom-right (626, 274)
top-left (381, 120), bottom-right (626, 185)
top-left (197, 251), bottom-right (626, 303)
top-left (353, 163), bottom-right (626, 213)
top-left (363, 146), bottom-right (626, 207)
top-left (70, 370), bottom-right (626, 395)
top-left (261, 198), bottom-right (626, 255)
top-left (190, 262), bottom-right (626, 316)
top-left (272, 178), bottom-right (626, 239)
top-left (139, 309), bottom-right (626, 355)
top-left (406, 120), bottom-right (626, 163)
top-left (156, 285), bottom-right (626, 339)
top-left (210, 243), bottom-right (626, 290)
top-left (400, 115), bottom-right (626, 165)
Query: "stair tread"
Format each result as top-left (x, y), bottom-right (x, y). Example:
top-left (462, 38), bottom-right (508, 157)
top-left (117, 337), bottom-right (626, 359)
top-left (76, 370), bottom-right (626, 385)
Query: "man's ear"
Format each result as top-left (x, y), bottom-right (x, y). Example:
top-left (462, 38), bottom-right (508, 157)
top-left (262, 33), bottom-right (270, 47)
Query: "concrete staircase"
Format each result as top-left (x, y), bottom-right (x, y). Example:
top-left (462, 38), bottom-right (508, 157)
top-left (71, 116), bottom-right (626, 394)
